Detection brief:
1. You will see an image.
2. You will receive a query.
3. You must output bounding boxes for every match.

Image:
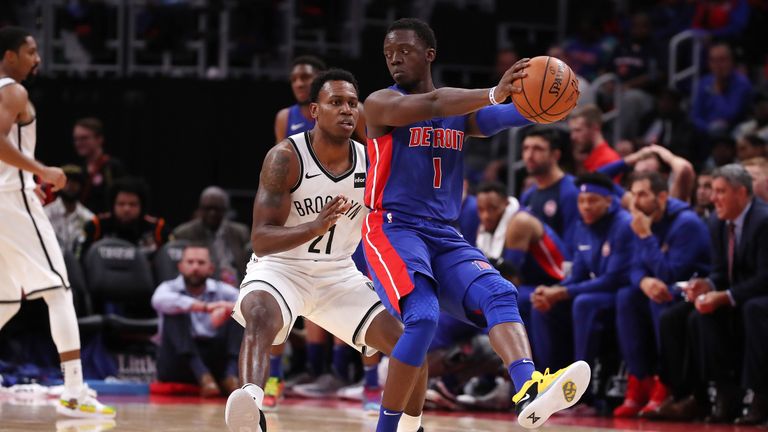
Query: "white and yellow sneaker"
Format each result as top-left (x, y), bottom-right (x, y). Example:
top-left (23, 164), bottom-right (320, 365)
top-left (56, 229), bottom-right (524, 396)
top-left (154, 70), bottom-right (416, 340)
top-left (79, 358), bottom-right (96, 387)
top-left (57, 386), bottom-right (116, 419)
top-left (512, 360), bottom-right (591, 429)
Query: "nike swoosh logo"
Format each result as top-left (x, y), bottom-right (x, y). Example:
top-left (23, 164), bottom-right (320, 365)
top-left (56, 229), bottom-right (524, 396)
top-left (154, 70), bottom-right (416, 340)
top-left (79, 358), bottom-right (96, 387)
top-left (290, 123), bottom-right (304, 131)
top-left (305, 173), bottom-right (321, 179)
top-left (518, 393), bottom-right (531, 403)
top-left (382, 411), bottom-right (400, 416)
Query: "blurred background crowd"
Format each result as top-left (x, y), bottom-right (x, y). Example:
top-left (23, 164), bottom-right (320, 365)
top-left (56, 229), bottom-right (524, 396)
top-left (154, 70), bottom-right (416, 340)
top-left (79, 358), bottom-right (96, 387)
top-left (1, 0), bottom-right (768, 426)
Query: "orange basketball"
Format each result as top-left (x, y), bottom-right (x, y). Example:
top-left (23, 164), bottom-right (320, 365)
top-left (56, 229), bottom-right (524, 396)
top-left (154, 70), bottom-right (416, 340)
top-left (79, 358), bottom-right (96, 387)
top-left (511, 56), bottom-right (580, 124)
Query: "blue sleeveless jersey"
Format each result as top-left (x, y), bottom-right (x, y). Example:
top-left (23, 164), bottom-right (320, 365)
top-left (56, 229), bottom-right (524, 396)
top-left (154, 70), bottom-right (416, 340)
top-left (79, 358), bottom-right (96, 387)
top-left (285, 104), bottom-right (315, 137)
top-left (365, 85), bottom-right (468, 222)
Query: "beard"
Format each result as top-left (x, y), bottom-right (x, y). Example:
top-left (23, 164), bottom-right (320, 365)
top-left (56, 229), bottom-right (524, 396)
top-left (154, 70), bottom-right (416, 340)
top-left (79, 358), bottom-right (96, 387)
top-left (183, 274), bottom-right (207, 289)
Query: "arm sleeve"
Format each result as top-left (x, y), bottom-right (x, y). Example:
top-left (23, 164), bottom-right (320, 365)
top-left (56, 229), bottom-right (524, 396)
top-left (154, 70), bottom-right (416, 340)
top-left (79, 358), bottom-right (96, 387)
top-left (731, 222), bottom-right (768, 303)
top-left (596, 159), bottom-right (630, 178)
top-left (635, 217), bottom-right (711, 284)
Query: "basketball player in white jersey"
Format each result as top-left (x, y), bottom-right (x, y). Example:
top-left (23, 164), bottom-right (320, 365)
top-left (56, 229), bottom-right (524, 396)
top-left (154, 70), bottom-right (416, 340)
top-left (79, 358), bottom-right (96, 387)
top-left (0, 27), bottom-right (114, 418)
top-left (225, 69), bottom-right (426, 432)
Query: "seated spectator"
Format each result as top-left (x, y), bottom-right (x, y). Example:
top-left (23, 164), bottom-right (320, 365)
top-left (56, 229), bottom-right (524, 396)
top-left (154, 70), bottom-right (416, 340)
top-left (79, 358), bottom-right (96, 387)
top-left (707, 135), bottom-right (738, 168)
top-left (612, 12), bottom-right (660, 139)
top-left (172, 187), bottom-right (250, 285)
top-left (73, 117), bottom-right (127, 214)
top-left (562, 14), bottom-right (614, 81)
top-left (80, 177), bottom-right (169, 257)
top-left (692, 0), bottom-right (750, 41)
top-left (44, 165), bottom-right (94, 254)
top-left (520, 127), bottom-right (580, 253)
top-left (475, 182), bottom-right (568, 324)
top-left (691, 43), bottom-right (752, 136)
top-left (530, 173), bottom-right (633, 371)
top-left (742, 157), bottom-right (768, 202)
top-left (599, 145), bottom-right (696, 202)
top-left (151, 244), bottom-right (241, 398)
top-left (694, 169), bottom-right (716, 220)
top-left (651, 164), bottom-right (768, 422)
top-left (613, 172), bottom-right (710, 418)
top-left (736, 134), bottom-right (767, 162)
top-left (640, 88), bottom-right (706, 166)
top-left (568, 104), bottom-right (622, 175)
top-left (547, 45), bottom-right (595, 106)
top-left (733, 92), bottom-right (768, 141)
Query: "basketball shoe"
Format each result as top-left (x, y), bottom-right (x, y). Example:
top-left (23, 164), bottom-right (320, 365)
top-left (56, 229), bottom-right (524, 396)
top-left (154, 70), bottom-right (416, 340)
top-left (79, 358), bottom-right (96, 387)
top-left (613, 375), bottom-right (653, 418)
top-left (262, 377), bottom-right (284, 411)
top-left (512, 360), bottom-right (591, 429)
top-left (57, 385), bottom-right (116, 419)
top-left (225, 384), bottom-right (267, 432)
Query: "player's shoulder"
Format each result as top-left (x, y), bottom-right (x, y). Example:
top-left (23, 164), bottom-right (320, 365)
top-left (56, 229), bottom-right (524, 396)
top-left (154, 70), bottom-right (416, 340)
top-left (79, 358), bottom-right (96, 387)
top-left (275, 106), bottom-right (290, 119)
top-left (0, 80), bottom-right (27, 106)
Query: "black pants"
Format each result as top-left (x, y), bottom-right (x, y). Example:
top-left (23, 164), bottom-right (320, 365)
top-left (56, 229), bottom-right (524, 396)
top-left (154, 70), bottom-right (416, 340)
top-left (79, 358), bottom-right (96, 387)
top-left (691, 305), bottom-right (742, 385)
top-left (156, 313), bottom-right (243, 384)
top-left (658, 301), bottom-right (701, 399)
top-left (743, 296), bottom-right (768, 395)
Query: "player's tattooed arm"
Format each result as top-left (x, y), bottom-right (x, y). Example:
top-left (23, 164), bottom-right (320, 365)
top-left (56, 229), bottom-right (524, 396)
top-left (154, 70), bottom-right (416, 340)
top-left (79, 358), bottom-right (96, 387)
top-left (251, 141), bottom-right (350, 256)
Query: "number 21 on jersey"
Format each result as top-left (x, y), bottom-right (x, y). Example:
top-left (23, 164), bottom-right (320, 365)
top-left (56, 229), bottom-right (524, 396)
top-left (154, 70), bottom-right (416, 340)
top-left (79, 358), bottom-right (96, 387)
top-left (308, 225), bottom-right (336, 254)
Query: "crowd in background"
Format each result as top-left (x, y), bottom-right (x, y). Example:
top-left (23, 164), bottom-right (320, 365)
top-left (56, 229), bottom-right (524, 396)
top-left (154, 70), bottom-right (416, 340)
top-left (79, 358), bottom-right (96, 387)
top-left (1, 0), bottom-right (768, 426)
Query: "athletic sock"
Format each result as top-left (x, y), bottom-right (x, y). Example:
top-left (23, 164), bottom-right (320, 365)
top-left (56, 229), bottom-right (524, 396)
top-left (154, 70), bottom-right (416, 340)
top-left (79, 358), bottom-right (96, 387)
top-left (508, 358), bottom-right (536, 394)
top-left (270, 354), bottom-right (283, 380)
top-left (397, 413), bottom-right (422, 432)
top-left (376, 406), bottom-right (403, 432)
top-left (62, 359), bottom-right (84, 395)
top-left (306, 343), bottom-right (325, 376)
top-left (364, 364), bottom-right (379, 388)
top-left (332, 345), bottom-right (351, 381)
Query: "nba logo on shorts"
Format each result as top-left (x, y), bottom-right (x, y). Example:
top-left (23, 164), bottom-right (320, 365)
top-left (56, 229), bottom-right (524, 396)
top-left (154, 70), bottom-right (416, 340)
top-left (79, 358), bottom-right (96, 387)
top-left (472, 260), bottom-right (492, 271)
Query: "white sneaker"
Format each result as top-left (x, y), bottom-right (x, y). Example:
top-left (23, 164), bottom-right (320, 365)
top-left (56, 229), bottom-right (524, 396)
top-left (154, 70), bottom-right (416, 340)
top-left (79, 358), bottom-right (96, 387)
top-left (57, 385), bottom-right (116, 419)
top-left (225, 386), bottom-right (267, 432)
top-left (336, 382), bottom-right (364, 401)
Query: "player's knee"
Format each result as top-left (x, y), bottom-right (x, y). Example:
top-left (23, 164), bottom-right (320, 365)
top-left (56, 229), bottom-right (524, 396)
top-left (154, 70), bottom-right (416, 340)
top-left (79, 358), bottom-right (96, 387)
top-left (392, 318), bottom-right (438, 367)
top-left (472, 275), bottom-right (523, 327)
top-left (241, 291), bottom-right (283, 334)
top-left (571, 294), bottom-right (592, 316)
top-left (616, 287), bottom-right (635, 312)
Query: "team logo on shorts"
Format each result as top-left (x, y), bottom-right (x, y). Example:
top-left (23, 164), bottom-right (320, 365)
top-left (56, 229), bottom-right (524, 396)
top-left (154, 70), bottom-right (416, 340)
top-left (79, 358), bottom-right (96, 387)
top-left (562, 380), bottom-right (577, 402)
top-left (473, 260), bottom-right (493, 271)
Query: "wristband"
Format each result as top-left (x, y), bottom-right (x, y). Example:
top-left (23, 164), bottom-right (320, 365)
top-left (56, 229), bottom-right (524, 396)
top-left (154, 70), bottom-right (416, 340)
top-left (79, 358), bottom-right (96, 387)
top-left (489, 86), bottom-right (500, 105)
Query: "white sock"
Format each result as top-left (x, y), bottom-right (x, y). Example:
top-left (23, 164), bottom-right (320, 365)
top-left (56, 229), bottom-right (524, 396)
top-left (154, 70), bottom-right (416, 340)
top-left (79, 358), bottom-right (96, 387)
top-left (62, 359), bottom-right (84, 395)
top-left (397, 413), bottom-right (422, 432)
top-left (243, 384), bottom-right (265, 408)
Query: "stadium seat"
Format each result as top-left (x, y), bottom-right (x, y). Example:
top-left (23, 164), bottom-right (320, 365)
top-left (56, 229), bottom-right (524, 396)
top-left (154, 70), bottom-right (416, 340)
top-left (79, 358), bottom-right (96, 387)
top-left (153, 239), bottom-right (189, 283)
top-left (83, 238), bottom-right (158, 335)
top-left (62, 249), bottom-right (104, 334)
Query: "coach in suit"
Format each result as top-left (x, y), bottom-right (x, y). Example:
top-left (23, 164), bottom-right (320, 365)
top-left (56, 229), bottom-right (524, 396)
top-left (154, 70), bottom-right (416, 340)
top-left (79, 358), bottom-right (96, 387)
top-left (651, 164), bottom-right (768, 423)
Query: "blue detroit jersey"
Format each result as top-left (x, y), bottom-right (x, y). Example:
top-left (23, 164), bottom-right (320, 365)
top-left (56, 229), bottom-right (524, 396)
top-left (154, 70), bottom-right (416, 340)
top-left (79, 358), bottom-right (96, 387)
top-left (285, 104), bottom-right (315, 137)
top-left (365, 85), bottom-right (468, 222)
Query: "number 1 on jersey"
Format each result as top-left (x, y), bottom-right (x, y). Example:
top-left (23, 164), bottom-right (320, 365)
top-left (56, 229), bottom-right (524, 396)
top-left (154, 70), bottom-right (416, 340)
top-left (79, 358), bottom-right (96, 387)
top-left (308, 225), bottom-right (336, 254)
top-left (433, 157), bottom-right (442, 189)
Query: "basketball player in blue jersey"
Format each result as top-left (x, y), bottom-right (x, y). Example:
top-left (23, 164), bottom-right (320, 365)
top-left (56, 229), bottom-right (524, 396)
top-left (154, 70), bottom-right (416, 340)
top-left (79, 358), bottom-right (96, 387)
top-left (0, 27), bottom-right (114, 419)
top-left (225, 70), bottom-right (427, 432)
top-left (362, 18), bottom-right (590, 430)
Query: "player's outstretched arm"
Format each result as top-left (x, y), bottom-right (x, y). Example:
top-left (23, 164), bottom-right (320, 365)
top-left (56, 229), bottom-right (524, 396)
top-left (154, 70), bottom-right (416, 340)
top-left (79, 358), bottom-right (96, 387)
top-left (0, 84), bottom-right (65, 190)
top-left (365, 59), bottom-right (529, 131)
top-left (251, 142), bottom-right (351, 256)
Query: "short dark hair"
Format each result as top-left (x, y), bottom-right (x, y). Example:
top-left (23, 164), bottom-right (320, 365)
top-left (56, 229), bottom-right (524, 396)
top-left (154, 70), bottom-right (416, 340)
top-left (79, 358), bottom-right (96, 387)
top-left (476, 181), bottom-right (508, 198)
top-left (309, 68), bottom-right (359, 103)
top-left (387, 18), bottom-right (437, 50)
top-left (712, 163), bottom-right (753, 195)
top-left (109, 177), bottom-right (149, 214)
top-left (575, 172), bottom-right (614, 191)
top-left (292, 55), bottom-right (327, 72)
top-left (0, 26), bottom-right (31, 56)
top-left (629, 171), bottom-right (668, 194)
top-left (524, 126), bottom-right (563, 152)
top-left (75, 117), bottom-right (104, 137)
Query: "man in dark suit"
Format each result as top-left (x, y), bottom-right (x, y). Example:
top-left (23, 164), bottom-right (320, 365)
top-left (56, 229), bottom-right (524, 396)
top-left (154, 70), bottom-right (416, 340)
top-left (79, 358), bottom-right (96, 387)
top-left (649, 164), bottom-right (768, 423)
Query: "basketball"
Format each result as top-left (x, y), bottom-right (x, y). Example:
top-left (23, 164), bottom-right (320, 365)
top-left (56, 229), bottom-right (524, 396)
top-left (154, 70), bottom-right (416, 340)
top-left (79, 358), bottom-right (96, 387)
top-left (511, 56), bottom-right (580, 124)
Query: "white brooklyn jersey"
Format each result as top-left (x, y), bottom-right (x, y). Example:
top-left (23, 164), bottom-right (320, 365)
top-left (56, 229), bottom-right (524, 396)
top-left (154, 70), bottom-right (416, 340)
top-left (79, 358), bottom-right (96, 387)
top-left (0, 77), bottom-right (36, 192)
top-left (260, 131), bottom-right (368, 263)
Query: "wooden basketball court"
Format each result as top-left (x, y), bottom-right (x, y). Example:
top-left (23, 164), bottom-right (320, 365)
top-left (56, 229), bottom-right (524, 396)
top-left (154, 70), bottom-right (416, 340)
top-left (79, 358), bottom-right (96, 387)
top-left (0, 395), bottom-right (763, 431)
